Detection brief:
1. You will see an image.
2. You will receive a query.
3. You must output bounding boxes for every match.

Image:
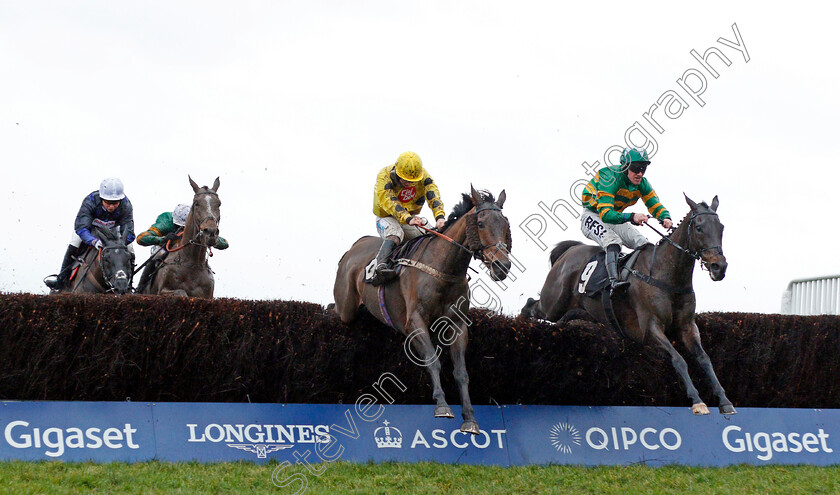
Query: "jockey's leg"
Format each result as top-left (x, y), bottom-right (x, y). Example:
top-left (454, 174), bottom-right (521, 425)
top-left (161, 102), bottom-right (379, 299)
top-left (136, 247), bottom-right (165, 294)
top-left (373, 236), bottom-right (400, 280)
top-left (135, 260), bottom-right (157, 294)
top-left (580, 210), bottom-right (628, 291)
top-left (369, 216), bottom-right (404, 285)
top-left (605, 244), bottom-right (629, 291)
top-left (45, 244), bottom-right (84, 291)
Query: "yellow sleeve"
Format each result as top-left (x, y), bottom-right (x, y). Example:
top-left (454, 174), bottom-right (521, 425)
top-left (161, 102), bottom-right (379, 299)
top-left (374, 166), bottom-right (412, 224)
top-left (421, 174), bottom-right (445, 220)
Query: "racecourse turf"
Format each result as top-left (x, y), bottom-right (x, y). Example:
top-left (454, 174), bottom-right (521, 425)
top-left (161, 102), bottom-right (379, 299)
top-left (1, 461), bottom-right (839, 494)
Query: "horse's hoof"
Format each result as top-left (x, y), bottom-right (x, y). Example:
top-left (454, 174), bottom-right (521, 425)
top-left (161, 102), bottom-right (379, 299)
top-left (719, 404), bottom-right (738, 415)
top-left (460, 420), bottom-right (480, 435)
top-left (434, 406), bottom-right (454, 418)
top-left (691, 402), bottom-right (710, 415)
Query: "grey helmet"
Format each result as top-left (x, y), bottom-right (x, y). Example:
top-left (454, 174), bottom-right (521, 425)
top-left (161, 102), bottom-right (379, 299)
top-left (99, 178), bottom-right (126, 201)
top-left (173, 204), bottom-right (190, 227)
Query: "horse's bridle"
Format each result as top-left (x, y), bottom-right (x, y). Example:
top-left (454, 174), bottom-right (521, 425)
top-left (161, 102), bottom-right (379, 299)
top-left (471, 202), bottom-right (510, 264)
top-left (648, 210), bottom-right (723, 270)
top-left (96, 245), bottom-right (131, 293)
top-left (419, 202), bottom-right (510, 265)
top-left (182, 189), bottom-right (220, 252)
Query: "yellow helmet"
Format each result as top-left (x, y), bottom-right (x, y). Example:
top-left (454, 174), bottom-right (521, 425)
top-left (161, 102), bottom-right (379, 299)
top-left (395, 151), bottom-right (424, 182)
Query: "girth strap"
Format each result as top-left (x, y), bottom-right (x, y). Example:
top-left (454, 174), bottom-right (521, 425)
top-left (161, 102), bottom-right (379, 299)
top-left (396, 259), bottom-right (465, 283)
top-left (625, 268), bottom-right (694, 295)
top-left (378, 286), bottom-right (395, 329)
top-left (601, 290), bottom-right (629, 339)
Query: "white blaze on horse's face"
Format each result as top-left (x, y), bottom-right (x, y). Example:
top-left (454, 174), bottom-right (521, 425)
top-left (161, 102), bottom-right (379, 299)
top-left (194, 192), bottom-right (221, 245)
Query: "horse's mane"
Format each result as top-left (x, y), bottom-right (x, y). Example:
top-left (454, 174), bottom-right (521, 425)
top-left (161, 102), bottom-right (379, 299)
top-left (442, 190), bottom-right (496, 231)
top-left (662, 201), bottom-right (709, 242)
top-left (92, 225), bottom-right (119, 241)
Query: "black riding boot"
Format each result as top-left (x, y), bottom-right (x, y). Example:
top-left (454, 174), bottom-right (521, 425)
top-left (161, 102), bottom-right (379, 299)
top-left (135, 260), bottom-right (158, 294)
top-left (370, 239), bottom-right (398, 286)
top-left (45, 244), bottom-right (82, 291)
top-left (606, 244), bottom-right (629, 291)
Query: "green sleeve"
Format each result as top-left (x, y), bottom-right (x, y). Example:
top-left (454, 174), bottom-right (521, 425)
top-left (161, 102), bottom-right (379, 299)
top-left (136, 212), bottom-right (175, 246)
top-left (214, 237), bottom-right (229, 250)
top-left (639, 179), bottom-right (670, 220)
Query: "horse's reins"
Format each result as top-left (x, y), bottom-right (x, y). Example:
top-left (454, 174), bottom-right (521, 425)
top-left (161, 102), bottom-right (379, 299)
top-left (643, 211), bottom-right (722, 276)
top-left (415, 202), bottom-right (508, 274)
top-left (76, 246), bottom-right (129, 293)
top-left (99, 245), bottom-right (131, 293)
top-left (417, 224), bottom-right (472, 254)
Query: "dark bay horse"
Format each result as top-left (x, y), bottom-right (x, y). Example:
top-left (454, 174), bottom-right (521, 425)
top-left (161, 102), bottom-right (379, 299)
top-left (141, 176), bottom-right (221, 298)
top-left (65, 226), bottom-right (133, 294)
top-left (333, 187), bottom-right (512, 434)
top-left (522, 195), bottom-right (735, 415)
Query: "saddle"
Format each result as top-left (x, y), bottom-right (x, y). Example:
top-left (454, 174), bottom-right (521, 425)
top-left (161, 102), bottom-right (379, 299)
top-left (577, 249), bottom-right (644, 298)
top-left (364, 234), bottom-right (434, 286)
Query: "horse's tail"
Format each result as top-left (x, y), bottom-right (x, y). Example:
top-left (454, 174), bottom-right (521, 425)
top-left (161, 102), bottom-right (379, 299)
top-left (549, 240), bottom-right (582, 266)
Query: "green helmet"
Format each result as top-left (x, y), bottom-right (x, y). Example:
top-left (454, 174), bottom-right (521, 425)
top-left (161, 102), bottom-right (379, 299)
top-left (619, 147), bottom-right (650, 166)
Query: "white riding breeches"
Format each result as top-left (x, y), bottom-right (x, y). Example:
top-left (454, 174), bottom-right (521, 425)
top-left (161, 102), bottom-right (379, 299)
top-left (580, 208), bottom-right (649, 250)
top-left (376, 216), bottom-right (423, 243)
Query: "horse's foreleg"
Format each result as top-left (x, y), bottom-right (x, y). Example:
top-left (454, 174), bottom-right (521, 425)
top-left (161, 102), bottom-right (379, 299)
top-left (680, 321), bottom-right (737, 415)
top-left (647, 321), bottom-right (709, 415)
top-left (406, 312), bottom-right (452, 419)
top-left (448, 320), bottom-right (478, 435)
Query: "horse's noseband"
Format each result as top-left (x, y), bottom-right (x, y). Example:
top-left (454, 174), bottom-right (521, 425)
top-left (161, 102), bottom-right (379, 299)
top-left (687, 211), bottom-right (723, 264)
top-left (98, 245), bottom-right (132, 293)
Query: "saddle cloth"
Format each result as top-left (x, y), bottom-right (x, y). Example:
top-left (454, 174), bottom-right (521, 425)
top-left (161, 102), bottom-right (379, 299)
top-left (577, 249), bottom-right (643, 297)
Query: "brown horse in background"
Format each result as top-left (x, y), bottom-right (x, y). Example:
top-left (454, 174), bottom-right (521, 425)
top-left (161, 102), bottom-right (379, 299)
top-left (333, 187), bottom-right (512, 434)
top-left (141, 176), bottom-right (222, 298)
top-left (522, 195), bottom-right (736, 415)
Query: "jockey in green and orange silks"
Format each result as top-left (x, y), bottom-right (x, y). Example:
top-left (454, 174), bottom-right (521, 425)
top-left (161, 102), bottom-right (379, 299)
top-left (580, 147), bottom-right (673, 291)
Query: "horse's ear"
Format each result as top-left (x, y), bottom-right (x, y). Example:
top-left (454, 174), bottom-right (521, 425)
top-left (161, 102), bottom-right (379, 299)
top-left (710, 195), bottom-right (719, 212)
top-left (189, 175), bottom-right (200, 193)
top-left (120, 227), bottom-right (129, 244)
top-left (470, 184), bottom-right (483, 208)
top-left (684, 193), bottom-right (698, 211)
top-left (497, 189), bottom-right (506, 209)
top-left (212, 177), bottom-right (220, 192)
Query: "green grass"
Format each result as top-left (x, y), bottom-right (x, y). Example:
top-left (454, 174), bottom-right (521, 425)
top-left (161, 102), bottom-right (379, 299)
top-left (1, 461), bottom-right (839, 494)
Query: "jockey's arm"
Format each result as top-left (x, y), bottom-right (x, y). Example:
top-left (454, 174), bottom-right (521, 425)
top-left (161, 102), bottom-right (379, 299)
top-left (136, 212), bottom-right (174, 246)
top-left (640, 183), bottom-right (671, 224)
top-left (116, 197), bottom-right (136, 243)
top-left (596, 191), bottom-right (633, 225)
top-left (421, 176), bottom-right (446, 223)
top-left (73, 195), bottom-right (99, 246)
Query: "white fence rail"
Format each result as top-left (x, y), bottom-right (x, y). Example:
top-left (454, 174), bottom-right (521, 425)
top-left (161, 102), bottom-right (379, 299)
top-left (781, 275), bottom-right (840, 315)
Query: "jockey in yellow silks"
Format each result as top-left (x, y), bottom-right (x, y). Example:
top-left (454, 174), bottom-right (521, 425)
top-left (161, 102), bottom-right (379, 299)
top-left (368, 151), bottom-right (446, 285)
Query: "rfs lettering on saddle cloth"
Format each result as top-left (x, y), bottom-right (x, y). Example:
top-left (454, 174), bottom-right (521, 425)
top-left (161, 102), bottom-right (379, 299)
top-left (398, 186), bottom-right (417, 203)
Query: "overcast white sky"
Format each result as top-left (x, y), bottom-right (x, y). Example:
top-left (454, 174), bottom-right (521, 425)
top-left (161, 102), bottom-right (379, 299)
top-left (1, 1), bottom-right (837, 315)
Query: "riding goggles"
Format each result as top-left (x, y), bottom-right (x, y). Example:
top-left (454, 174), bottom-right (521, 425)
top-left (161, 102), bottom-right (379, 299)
top-left (628, 163), bottom-right (647, 174)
